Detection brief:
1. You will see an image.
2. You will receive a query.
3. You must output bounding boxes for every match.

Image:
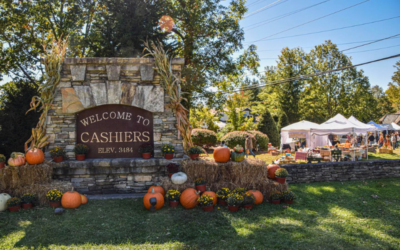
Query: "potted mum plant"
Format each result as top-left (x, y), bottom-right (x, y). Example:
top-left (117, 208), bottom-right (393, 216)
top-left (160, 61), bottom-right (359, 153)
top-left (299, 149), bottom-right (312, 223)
top-left (139, 144), bottom-right (153, 159)
top-left (7, 197), bottom-right (21, 212)
top-left (270, 191), bottom-right (282, 204)
top-left (216, 188), bottom-right (231, 206)
top-left (187, 146), bottom-right (203, 160)
top-left (74, 144), bottom-right (89, 161)
top-left (194, 177), bottom-right (207, 192)
top-left (275, 168), bottom-right (289, 184)
top-left (242, 192), bottom-right (256, 210)
top-left (166, 163), bottom-right (179, 178)
top-left (21, 193), bottom-right (36, 209)
top-left (162, 144), bottom-right (175, 160)
top-left (232, 187), bottom-right (247, 195)
top-left (282, 190), bottom-right (296, 204)
top-left (198, 194), bottom-right (214, 212)
top-left (0, 154), bottom-right (5, 169)
top-left (46, 189), bottom-right (63, 208)
top-left (49, 146), bottom-right (66, 163)
top-left (165, 189), bottom-right (181, 207)
top-left (227, 193), bottom-right (244, 212)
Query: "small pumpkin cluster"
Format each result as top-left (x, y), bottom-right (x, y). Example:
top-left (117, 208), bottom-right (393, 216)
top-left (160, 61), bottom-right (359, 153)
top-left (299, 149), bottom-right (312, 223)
top-left (212, 145), bottom-right (246, 163)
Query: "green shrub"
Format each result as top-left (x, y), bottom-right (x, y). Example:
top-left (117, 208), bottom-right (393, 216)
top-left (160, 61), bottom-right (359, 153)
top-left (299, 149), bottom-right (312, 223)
top-left (247, 130), bottom-right (269, 150)
top-left (191, 129), bottom-right (217, 148)
top-left (220, 131), bottom-right (256, 149)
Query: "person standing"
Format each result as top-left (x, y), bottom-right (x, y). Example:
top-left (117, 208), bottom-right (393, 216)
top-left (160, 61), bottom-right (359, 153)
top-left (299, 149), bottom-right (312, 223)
top-left (245, 135), bottom-right (255, 158)
top-left (368, 133), bottom-right (375, 145)
top-left (378, 134), bottom-right (384, 148)
top-left (391, 133), bottom-right (397, 149)
top-left (328, 133), bottom-right (334, 145)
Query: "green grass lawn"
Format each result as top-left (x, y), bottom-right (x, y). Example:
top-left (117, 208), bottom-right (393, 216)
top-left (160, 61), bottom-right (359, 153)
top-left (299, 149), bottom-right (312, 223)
top-left (1, 178), bottom-right (400, 249)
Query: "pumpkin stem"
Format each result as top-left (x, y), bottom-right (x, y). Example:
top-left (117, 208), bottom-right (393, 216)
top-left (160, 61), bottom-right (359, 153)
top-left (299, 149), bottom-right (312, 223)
top-left (151, 188), bottom-right (155, 193)
top-left (71, 187), bottom-right (74, 192)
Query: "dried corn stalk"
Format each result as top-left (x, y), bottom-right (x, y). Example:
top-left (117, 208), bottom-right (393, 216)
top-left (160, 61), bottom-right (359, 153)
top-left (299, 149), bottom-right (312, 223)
top-left (144, 41), bottom-right (194, 152)
top-left (25, 38), bottom-right (68, 151)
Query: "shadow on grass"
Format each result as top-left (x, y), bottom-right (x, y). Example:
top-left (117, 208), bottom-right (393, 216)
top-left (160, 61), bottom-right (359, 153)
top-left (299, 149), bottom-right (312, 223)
top-left (1, 178), bottom-right (399, 249)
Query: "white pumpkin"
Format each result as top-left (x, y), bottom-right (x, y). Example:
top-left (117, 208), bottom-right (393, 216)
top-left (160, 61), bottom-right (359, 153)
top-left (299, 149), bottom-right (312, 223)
top-left (0, 193), bottom-right (11, 212)
top-left (171, 172), bottom-right (187, 185)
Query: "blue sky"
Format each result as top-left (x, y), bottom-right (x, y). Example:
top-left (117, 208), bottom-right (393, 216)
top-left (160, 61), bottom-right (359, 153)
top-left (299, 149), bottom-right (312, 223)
top-left (238, 0), bottom-right (400, 90)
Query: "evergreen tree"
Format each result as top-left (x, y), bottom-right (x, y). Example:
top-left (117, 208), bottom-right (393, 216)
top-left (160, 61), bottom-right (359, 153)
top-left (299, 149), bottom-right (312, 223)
top-left (278, 112), bottom-right (290, 131)
top-left (0, 80), bottom-right (40, 158)
top-left (257, 109), bottom-right (280, 147)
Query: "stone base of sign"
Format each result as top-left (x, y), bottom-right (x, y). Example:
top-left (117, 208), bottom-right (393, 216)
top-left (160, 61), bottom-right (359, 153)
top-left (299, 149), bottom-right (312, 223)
top-left (51, 157), bottom-right (187, 194)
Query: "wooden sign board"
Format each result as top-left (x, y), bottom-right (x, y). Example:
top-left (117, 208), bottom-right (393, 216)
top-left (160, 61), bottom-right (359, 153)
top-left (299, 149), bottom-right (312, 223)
top-left (76, 105), bottom-right (154, 158)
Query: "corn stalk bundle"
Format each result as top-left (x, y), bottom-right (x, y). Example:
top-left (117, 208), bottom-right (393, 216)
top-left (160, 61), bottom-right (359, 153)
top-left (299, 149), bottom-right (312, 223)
top-left (25, 38), bottom-right (68, 151)
top-left (144, 41), bottom-right (194, 152)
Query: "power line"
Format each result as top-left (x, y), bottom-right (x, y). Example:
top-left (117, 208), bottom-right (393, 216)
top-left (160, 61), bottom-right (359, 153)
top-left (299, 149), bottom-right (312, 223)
top-left (245, 0), bottom-right (331, 31)
top-left (341, 33), bottom-right (400, 52)
top-left (231, 53), bottom-right (400, 93)
top-left (249, 0), bottom-right (370, 43)
top-left (347, 44), bottom-right (400, 54)
top-left (244, 0), bottom-right (288, 18)
top-left (246, 0), bottom-right (264, 8)
top-left (247, 15), bottom-right (400, 43)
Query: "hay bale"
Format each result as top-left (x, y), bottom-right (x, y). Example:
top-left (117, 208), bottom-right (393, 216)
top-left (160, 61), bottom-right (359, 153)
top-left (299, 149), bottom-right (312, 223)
top-left (161, 158), bottom-right (288, 198)
top-left (8, 181), bottom-right (73, 206)
top-left (0, 163), bottom-right (52, 190)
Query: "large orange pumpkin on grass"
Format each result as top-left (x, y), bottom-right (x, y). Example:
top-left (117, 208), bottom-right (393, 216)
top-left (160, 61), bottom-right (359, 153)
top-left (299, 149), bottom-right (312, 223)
top-left (247, 190), bottom-right (263, 205)
top-left (26, 148), bottom-right (45, 165)
top-left (147, 186), bottom-right (165, 196)
top-left (61, 187), bottom-right (82, 209)
top-left (267, 164), bottom-right (280, 179)
top-left (81, 194), bottom-right (88, 205)
top-left (143, 188), bottom-right (164, 210)
top-left (202, 190), bottom-right (217, 206)
top-left (213, 147), bottom-right (230, 163)
top-left (7, 152), bottom-right (25, 167)
top-left (180, 188), bottom-right (200, 209)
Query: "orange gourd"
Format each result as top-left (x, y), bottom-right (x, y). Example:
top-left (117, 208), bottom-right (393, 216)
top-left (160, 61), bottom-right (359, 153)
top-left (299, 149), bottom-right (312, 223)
top-left (147, 186), bottom-right (165, 196)
top-left (213, 147), bottom-right (231, 163)
top-left (267, 164), bottom-right (280, 179)
top-left (247, 190), bottom-right (263, 205)
top-left (143, 188), bottom-right (164, 210)
top-left (7, 152), bottom-right (26, 167)
top-left (26, 148), bottom-right (45, 165)
top-left (61, 187), bottom-right (82, 209)
top-left (180, 188), bottom-right (200, 209)
top-left (202, 190), bottom-right (217, 206)
top-left (81, 194), bottom-right (88, 205)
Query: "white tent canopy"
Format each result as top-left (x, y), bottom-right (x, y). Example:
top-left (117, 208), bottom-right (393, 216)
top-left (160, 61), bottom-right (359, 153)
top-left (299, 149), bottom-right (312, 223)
top-left (382, 122), bottom-right (400, 130)
top-left (348, 116), bottom-right (378, 133)
top-left (311, 114), bottom-right (376, 136)
top-left (281, 120), bottom-right (328, 149)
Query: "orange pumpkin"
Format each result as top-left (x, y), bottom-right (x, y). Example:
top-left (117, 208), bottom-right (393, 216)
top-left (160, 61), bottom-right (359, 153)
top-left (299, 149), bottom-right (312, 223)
top-left (247, 190), bottom-right (263, 205)
top-left (213, 147), bottom-right (231, 163)
top-left (267, 164), bottom-right (280, 179)
top-left (180, 188), bottom-right (200, 209)
top-left (26, 148), bottom-right (45, 165)
top-left (202, 190), bottom-right (217, 206)
top-left (143, 188), bottom-right (164, 210)
top-left (61, 187), bottom-right (82, 209)
top-left (7, 152), bottom-right (26, 167)
top-left (147, 186), bottom-right (165, 196)
top-left (81, 194), bottom-right (88, 205)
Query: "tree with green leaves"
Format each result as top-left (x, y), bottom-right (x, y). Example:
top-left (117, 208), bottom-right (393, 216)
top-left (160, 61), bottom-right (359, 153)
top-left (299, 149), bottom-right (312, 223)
top-left (257, 108), bottom-right (280, 147)
top-left (372, 85), bottom-right (395, 120)
top-left (278, 112), bottom-right (290, 131)
top-left (385, 61), bottom-right (400, 111)
top-left (0, 80), bottom-right (40, 158)
top-left (189, 105), bottom-right (219, 132)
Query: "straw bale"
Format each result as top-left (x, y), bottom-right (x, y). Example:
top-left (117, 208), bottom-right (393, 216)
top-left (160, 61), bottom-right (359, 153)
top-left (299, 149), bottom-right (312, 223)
top-left (0, 163), bottom-right (52, 190)
top-left (161, 158), bottom-right (288, 198)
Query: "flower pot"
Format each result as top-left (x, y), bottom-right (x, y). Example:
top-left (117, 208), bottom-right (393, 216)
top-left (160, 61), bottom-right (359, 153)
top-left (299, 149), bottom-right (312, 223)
top-left (228, 205), bottom-right (239, 212)
top-left (0, 162), bottom-right (5, 169)
top-left (168, 172), bottom-right (177, 178)
top-left (271, 199), bottom-right (281, 204)
top-left (218, 199), bottom-right (227, 206)
top-left (49, 201), bottom-right (61, 208)
top-left (189, 154), bottom-right (199, 160)
top-left (284, 200), bottom-right (293, 204)
top-left (22, 203), bottom-right (33, 209)
top-left (142, 152), bottom-right (151, 159)
top-left (243, 204), bottom-right (253, 210)
top-left (276, 177), bottom-right (286, 184)
top-left (76, 154), bottom-right (86, 161)
top-left (164, 154), bottom-right (174, 160)
top-left (169, 201), bottom-right (179, 207)
top-left (8, 205), bottom-right (21, 212)
top-left (195, 184), bottom-right (206, 193)
top-left (53, 156), bottom-right (64, 163)
top-left (203, 205), bottom-right (214, 212)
